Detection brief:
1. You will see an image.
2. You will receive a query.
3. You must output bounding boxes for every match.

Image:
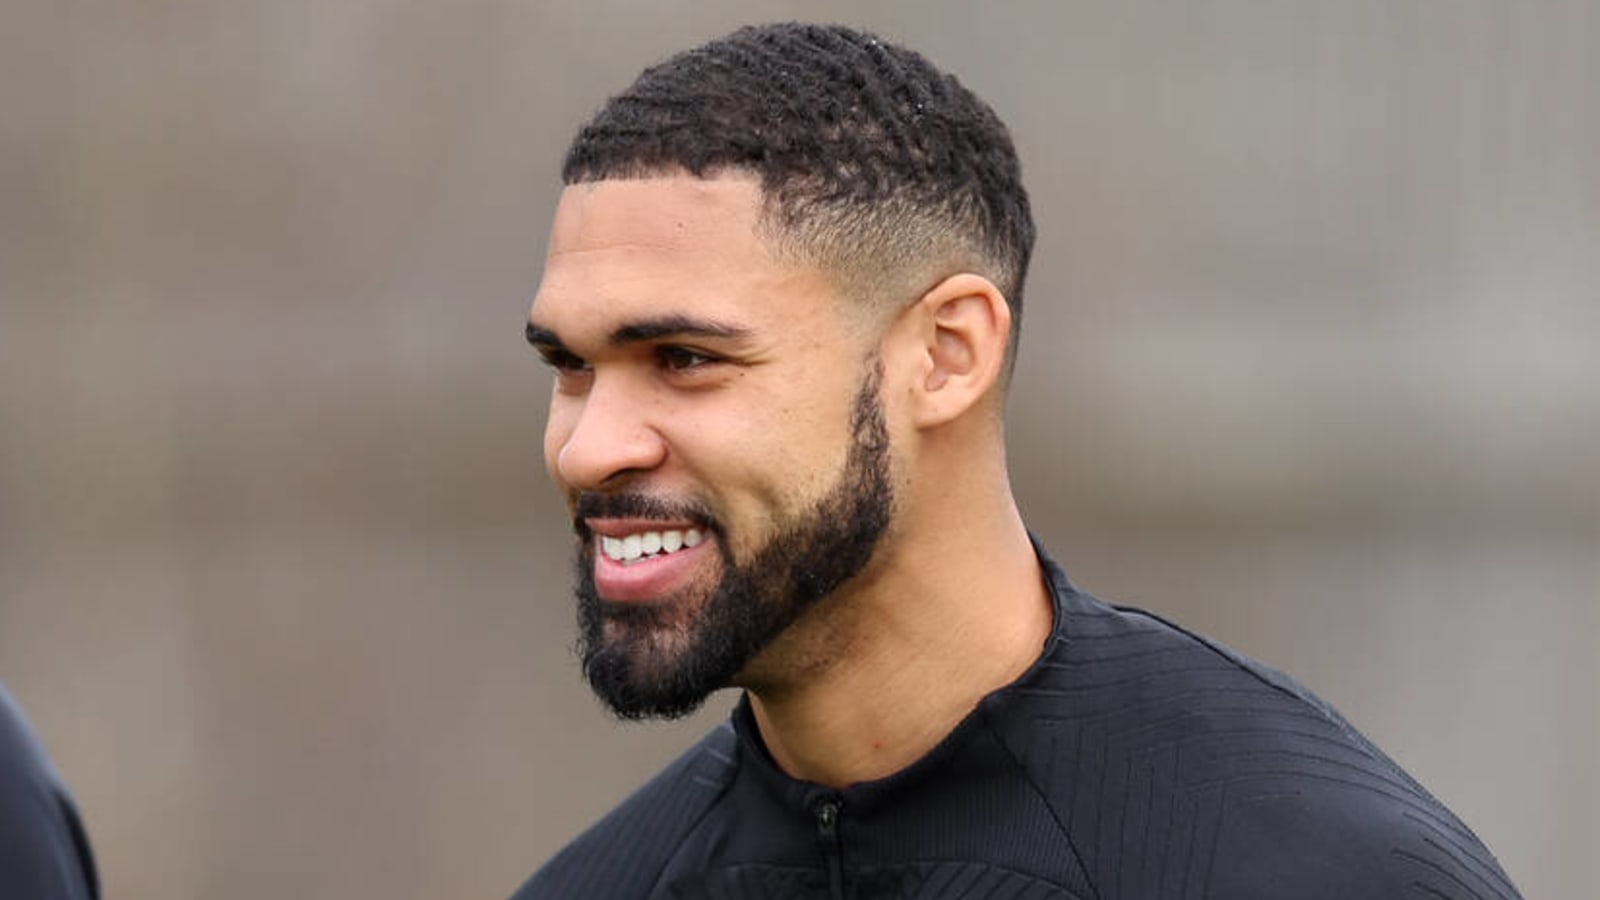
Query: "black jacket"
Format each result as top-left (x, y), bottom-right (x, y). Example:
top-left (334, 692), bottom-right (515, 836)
top-left (0, 683), bottom-right (98, 900)
top-left (515, 548), bottom-right (1520, 899)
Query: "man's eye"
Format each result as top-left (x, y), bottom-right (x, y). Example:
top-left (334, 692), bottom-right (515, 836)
top-left (657, 346), bottom-right (717, 371)
top-left (537, 347), bottom-right (589, 373)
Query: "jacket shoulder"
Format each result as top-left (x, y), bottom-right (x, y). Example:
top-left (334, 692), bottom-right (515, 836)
top-left (1000, 586), bottom-right (1521, 899)
top-left (509, 723), bottom-right (738, 900)
top-left (0, 684), bottom-right (99, 900)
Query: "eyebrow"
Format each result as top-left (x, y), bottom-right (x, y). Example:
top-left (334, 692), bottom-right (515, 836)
top-left (525, 315), bottom-right (754, 350)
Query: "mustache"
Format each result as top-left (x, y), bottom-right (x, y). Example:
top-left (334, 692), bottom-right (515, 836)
top-left (572, 491), bottom-right (718, 534)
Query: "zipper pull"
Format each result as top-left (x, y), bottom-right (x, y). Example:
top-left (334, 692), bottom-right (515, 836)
top-left (815, 799), bottom-right (844, 898)
top-left (816, 799), bottom-right (839, 838)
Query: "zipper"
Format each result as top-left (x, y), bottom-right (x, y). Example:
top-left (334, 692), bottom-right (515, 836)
top-left (815, 798), bottom-right (844, 899)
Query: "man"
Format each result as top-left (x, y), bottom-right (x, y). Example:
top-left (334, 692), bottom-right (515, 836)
top-left (515, 22), bottom-right (1521, 899)
top-left (0, 682), bottom-right (99, 900)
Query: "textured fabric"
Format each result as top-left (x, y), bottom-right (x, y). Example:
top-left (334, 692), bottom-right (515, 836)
top-left (513, 544), bottom-right (1521, 900)
top-left (0, 682), bottom-right (99, 900)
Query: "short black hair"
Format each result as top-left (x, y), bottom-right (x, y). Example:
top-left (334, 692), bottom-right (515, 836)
top-left (563, 22), bottom-right (1035, 378)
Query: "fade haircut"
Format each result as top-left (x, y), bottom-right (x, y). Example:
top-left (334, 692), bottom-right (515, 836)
top-left (562, 22), bottom-right (1036, 378)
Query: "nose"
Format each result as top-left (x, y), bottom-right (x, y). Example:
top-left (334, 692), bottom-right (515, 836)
top-left (548, 379), bottom-right (668, 491)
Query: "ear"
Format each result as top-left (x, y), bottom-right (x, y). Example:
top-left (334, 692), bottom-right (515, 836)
top-left (889, 273), bottom-right (1011, 429)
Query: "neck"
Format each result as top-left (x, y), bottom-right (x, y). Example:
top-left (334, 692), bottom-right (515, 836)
top-left (740, 491), bottom-right (1052, 788)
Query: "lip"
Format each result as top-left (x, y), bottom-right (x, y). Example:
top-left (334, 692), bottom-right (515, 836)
top-left (587, 520), bottom-right (715, 603)
top-left (584, 517), bottom-right (703, 538)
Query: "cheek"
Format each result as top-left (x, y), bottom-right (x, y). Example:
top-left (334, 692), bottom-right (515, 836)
top-left (692, 397), bottom-right (853, 516)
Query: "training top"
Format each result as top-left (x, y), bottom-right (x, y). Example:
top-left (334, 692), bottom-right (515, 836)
top-left (0, 682), bottom-right (99, 900)
top-left (513, 545), bottom-right (1522, 899)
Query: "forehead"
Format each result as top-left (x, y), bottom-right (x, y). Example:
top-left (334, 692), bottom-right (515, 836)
top-left (531, 175), bottom-right (833, 335)
top-left (547, 174), bottom-right (766, 258)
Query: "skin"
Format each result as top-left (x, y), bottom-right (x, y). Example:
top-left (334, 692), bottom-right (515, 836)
top-left (528, 173), bottom-right (1053, 787)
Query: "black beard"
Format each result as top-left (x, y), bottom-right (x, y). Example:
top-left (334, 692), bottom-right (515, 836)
top-left (571, 363), bottom-right (892, 720)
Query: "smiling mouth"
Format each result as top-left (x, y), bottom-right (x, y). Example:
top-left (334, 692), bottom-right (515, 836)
top-left (599, 528), bottom-right (707, 565)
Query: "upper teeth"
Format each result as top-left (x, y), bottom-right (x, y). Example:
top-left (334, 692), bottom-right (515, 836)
top-left (601, 529), bottom-right (704, 562)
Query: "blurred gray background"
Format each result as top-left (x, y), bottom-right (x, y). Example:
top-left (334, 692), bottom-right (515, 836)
top-left (2, 1), bottom-right (1595, 897)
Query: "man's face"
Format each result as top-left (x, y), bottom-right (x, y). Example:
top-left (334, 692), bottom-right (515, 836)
top-left (528, 175), bottom-right (896, 719)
